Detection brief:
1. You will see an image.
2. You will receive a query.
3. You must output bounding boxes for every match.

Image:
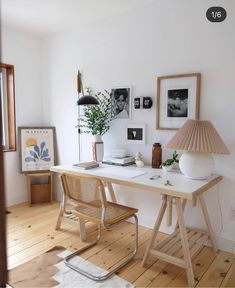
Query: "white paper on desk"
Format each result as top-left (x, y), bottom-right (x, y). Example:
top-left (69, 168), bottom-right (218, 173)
top-left (99, 166), bottom-right (146, 179)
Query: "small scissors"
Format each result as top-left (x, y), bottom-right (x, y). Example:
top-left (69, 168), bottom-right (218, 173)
top-left (164, 180), bottom-right (173, 186)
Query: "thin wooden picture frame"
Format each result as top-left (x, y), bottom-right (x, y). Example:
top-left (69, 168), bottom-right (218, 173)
top-left (156, 73), bottom-right (201, 130)
top-left (18, 126), bottom-right (56, 173)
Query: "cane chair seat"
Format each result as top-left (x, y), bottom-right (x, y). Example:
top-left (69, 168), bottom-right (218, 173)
top-left (74, 201), bottom-right (138, 224)
top-left (58, 172), bottom-right (138, 281)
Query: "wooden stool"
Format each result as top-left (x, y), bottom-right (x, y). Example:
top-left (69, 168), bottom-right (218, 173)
top-left (25, 172), bottom-right (53, 206)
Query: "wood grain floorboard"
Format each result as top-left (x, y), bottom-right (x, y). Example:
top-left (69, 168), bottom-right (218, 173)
top-left (6, 202), bottom-right (235, 287)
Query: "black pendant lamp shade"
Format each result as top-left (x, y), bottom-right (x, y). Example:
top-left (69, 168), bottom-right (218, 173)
top-left (77, 95), bottom-right (99, 105)
top-left (77, 70), bottom-right (99, 105)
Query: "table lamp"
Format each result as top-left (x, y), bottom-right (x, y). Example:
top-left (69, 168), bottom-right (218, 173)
top-left (166, 119), bottom-right (229, 179)
top-left (76, 70), bottom-right (99, 105)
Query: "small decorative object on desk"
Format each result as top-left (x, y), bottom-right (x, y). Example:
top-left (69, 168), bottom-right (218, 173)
top-left (135, 152), bottom-right (144, 168)
top-left (73, 161), bottom-right (99, 170)
top-left (152, 143), bottom-right (162, 168)
top-left (161, 150), bottom-right (179, 172)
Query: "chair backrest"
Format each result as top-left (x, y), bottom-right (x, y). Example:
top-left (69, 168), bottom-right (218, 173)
top-left (60, 173), bottom-right (107, 208)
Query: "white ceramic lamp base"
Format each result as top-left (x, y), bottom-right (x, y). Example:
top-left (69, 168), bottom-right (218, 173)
top-left (179, 152), bottom-right (214, 180)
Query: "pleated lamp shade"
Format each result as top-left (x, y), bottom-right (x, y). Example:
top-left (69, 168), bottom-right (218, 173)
top-left (166, 120), bottom-right (229, 179)
top-left (166, 120), bottom-right (229, 154)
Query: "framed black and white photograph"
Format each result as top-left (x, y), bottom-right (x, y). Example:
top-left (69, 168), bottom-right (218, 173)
top-left (157, 73), bottom-right (201, 130)
top-left (126, 124), bottom-right (146, 144)
top-left (18, 127), bottom-right (56, 173)
top-left (111, 87), bottom-right (131, 119)
top-left (167, 89), bottom-right (188, 117)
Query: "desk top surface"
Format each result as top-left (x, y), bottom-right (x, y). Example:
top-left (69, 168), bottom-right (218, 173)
top-left (50, 164), bottom-right (222, 200)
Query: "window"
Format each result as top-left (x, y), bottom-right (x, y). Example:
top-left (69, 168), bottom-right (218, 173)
top-left (0, 63), bottom-right (16, 151)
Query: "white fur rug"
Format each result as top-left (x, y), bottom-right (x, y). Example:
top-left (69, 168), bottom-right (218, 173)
top-left (54, 250), bottom-right (133, 288)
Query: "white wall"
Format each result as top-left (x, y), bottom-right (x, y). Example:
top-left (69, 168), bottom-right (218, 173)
top-left (2, 26), bottom-right (43, 205)
top-left (41, 0), bottom-right (235, 252)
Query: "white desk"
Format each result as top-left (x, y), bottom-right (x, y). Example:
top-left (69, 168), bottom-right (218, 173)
top-left (51, 164), bottom-right (222, 287)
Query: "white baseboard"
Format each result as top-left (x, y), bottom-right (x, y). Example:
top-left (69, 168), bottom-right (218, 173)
top-left (216, 236), bottom-right (235, 254)
top-left (199, 236), bottom-right (235, 254)
top-left (138, 213), bottom-right (176, 235)
top-left (6, 189), bottom-right (61, 207)
top-left (6, 194), bottom-right (27, 207)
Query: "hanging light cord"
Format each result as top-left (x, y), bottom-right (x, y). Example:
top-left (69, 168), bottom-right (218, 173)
top-left (77, 70), bottom-right (84, 96)
top-left (216, 183), bottom-right (235, 262)
top-left (77, 70), bottom-right (82, 162)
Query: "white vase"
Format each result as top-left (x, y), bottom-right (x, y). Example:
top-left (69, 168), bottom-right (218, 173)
top-left (162, 164), bottom-right (173, 172)
top-left (92, 135), bottom-right (104, 162)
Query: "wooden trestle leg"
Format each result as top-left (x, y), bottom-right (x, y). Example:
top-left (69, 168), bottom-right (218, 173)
top-left (142, 195), bottom-right (167, 267)
top-left (198, 194), bottom-right (218, 252)
top-left (142, 196), bottom-right (195, 287)
top-left (175, 197), bottom-right (195, 287)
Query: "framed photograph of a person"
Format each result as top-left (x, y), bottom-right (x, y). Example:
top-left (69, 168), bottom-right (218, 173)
top-left (157, 73), bottom-right (201, 130)
top-left (126, 124), bottom-right (146, 144)
top-left (111, 87), bottom-right (131, 119)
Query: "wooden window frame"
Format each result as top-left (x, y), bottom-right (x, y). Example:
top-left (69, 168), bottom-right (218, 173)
top-left (0, 63), bottom-right (16, 152)
top-left (0, 72), bottom-right (7, 286)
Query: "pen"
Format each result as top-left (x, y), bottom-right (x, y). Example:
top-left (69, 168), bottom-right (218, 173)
top-left (149, 175), bottom-right (161, 180)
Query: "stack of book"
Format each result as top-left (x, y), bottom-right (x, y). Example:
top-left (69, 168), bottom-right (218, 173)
top-left (73, 161), bottom-right (99, 170)
top-left (102, 156), bottom-right (135, 166)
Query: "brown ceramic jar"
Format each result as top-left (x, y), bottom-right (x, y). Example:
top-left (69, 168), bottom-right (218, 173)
top-left (152, 143), bottom-right (162, 168)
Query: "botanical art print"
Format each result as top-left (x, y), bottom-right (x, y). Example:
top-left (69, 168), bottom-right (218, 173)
top-left (25, 141), bottom-right (51, 163)
top-left (19, 127), bottom-right (56, 173)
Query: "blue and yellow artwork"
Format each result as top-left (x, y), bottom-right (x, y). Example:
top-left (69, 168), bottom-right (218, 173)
top-left (25, 139), bottom-right (51, 162)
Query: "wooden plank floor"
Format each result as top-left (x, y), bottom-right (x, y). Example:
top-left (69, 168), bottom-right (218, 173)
top-left (6, 202), bottom-right (235, 287)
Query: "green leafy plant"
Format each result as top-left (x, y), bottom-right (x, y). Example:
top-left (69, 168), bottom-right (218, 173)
top-left (161, 151), bottom-right (179, 167)
top-left (77, 88), bottom-right (112, 136)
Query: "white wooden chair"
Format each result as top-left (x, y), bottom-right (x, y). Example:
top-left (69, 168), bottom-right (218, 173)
top-left (59, 173), bottom-right (138, 281)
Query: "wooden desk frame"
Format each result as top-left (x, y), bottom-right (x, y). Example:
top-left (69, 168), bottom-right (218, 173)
top-left (142, 193), bottom-right (218, 287)
top-left (51, 165), bottom-right (222, 287)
